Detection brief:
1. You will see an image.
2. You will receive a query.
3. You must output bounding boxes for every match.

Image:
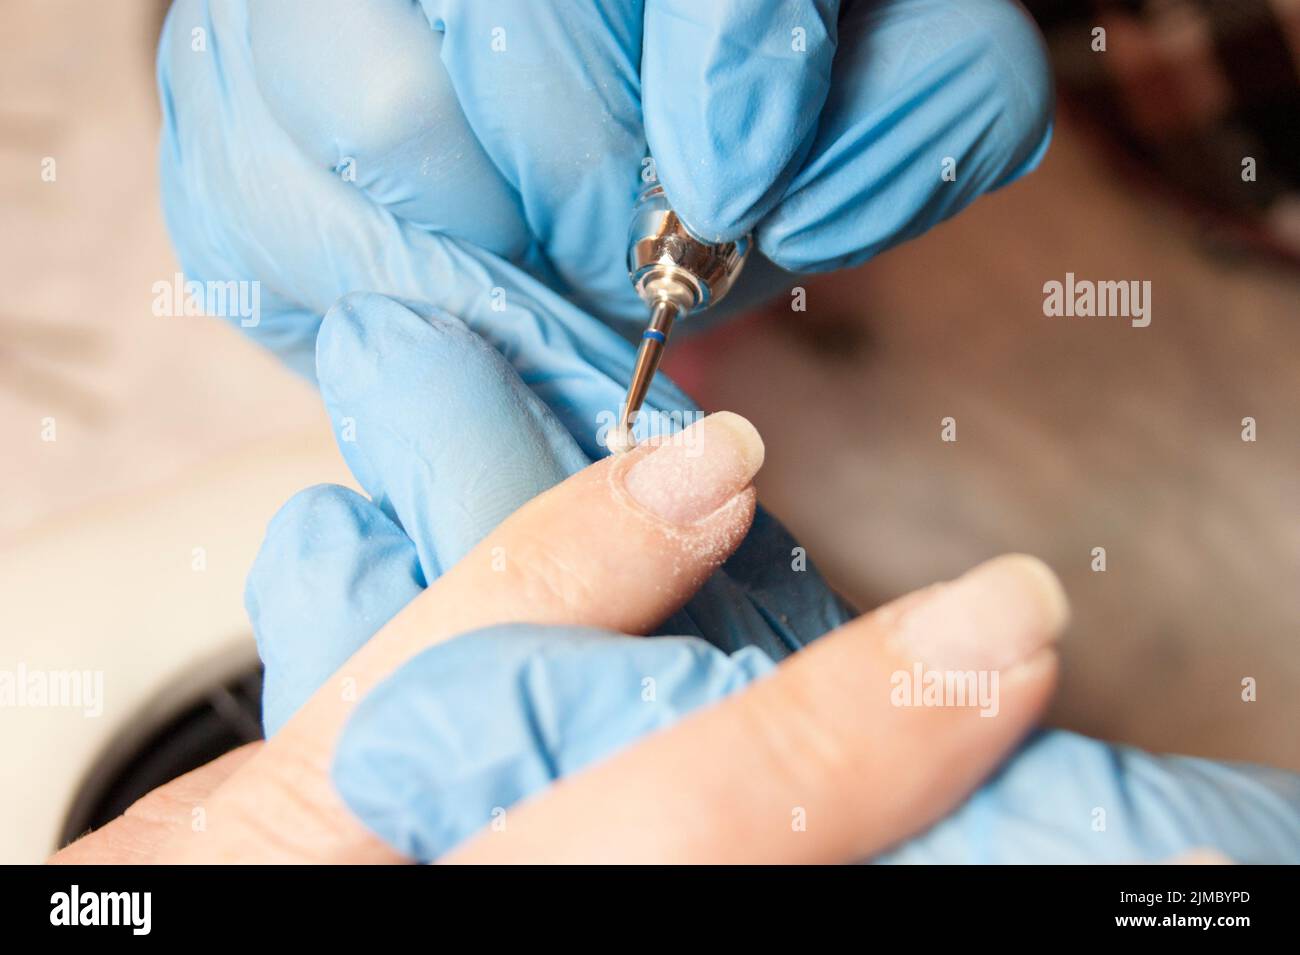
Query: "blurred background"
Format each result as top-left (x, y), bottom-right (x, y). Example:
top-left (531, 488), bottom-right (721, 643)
top-left (2, 0), bottom-right (1297, 862)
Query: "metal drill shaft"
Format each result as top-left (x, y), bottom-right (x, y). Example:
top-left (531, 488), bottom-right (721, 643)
top-left (617, 299), bottom-right (679, 446)
top-left (615, 180), bottom-right (750, 453)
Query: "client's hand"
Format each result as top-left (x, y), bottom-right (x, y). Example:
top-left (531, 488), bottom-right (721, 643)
top-left (54, 295), bottom-right (1300, 864)
top-left (52, 294), bottom-right (1063, 863)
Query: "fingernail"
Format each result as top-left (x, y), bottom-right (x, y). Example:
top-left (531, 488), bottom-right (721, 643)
top-left (621, 412), bottom-right (765, 524)
top-left (890, 555), bottom-right (1069, 672)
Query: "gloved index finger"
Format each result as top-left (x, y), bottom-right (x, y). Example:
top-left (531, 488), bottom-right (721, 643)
top-left (427, 0), bottom-right (651, 323)
top-left (643, 0), bottom-right (840, 242)
top-left (248, 484), bottom-right (424, 737)
top-left (247, 0), bottom-right (531, 261)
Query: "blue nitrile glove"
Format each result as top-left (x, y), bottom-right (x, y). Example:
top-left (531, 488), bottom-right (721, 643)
top-left (159, 0), bottom-right (1054, 373)
top-left (248, 293), bottom-right (1300, 863)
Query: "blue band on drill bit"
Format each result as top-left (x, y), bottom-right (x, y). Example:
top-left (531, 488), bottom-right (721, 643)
top-left (642, 329), bottom-right (667, 343)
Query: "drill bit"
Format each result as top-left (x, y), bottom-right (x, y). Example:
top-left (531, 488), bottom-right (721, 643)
top-left (613, 299), bottom-right (678, 453)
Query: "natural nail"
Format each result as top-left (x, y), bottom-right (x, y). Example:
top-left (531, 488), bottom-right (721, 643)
top-left (621, 412), bottom-right (765, 524)
top-left (890, 554), bottom-right (1069, 672)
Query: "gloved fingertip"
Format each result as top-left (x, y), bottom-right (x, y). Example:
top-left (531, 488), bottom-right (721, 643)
top-left (994, 118), bottom-right (1054, 191)
top-left (249, 483), bottom-right (423, 736)
top-left (316, 292), bottom-right (460, 402)
top-left (978, 0), bottom-right (1056, 189)
top-left (314, 288), bottom-right (589, 575)
top-left (643, 0), bottom-right (838, 241)
top-left (750, 0), bottom-right (1056, 275)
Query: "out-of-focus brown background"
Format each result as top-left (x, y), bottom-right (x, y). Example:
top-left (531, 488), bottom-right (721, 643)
top-left (1, 0), bottom-right (1296, 861)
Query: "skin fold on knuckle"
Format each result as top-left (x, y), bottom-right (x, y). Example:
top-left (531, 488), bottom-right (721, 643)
top-left (170, 743), bottom-right (354, 863)
top-left (51, 744), bottom-right (264, 864)
top-left (494, 529), bottom-right (601, 625)
top-left (727, 676), bottom-right (865, 844)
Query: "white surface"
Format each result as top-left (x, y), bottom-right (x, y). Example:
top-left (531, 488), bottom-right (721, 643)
top-left (0, 431), bottom-right (350, 861)
top-left (0, 0), bottom-right (350, 862)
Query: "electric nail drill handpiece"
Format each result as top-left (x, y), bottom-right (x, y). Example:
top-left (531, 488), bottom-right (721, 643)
top-left (612, 182), bottom-right (751, 453)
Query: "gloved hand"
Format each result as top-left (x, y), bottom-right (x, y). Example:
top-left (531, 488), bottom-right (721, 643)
top-left (247, 292), bottom-right (1300, 863)
top-left (159, 0), bottom-right (1054, 382)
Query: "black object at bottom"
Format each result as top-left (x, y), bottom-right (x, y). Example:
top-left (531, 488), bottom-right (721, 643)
top-left (7, 864), bottom-right (1287, 940)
